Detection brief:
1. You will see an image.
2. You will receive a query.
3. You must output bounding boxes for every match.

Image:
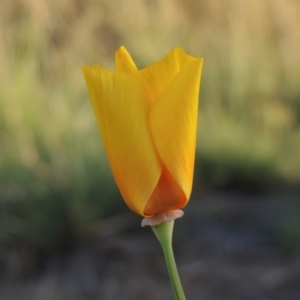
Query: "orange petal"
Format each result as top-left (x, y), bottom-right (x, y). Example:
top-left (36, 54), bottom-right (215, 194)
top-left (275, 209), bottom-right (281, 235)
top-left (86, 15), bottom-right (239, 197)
top-left (149, 55), bottom-right (203, 204)
top-left (143, 166), bottom-right (186, 216)
top-left (82, 64), bottom-right (161, 216)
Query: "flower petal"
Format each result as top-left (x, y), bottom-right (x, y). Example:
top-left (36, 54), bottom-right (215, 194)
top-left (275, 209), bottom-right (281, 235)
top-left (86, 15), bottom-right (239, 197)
top-left (115, 46), bottom-right (138, 73)
top-left (149, 57), bottom-right (203, 203)
top-left (82, 65), bottom-right (161, 216)
top-left (138, 47), bottom-right (197, 105)
top-left (143, 166), bottom-right (186, 216)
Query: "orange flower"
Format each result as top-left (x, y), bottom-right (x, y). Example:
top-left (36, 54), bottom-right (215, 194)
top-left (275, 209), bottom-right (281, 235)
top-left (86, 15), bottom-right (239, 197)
top-left (82, 47), bottom-right (203, 217)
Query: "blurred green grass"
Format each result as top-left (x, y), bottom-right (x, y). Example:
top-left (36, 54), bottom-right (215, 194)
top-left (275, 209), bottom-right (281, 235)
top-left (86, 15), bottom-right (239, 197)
top-left (0, 0), bottom-right (300, 251)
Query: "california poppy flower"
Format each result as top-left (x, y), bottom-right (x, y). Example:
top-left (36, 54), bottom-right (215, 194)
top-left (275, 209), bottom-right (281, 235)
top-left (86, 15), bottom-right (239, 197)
top-left (82, 47), bottom-right (203, 219)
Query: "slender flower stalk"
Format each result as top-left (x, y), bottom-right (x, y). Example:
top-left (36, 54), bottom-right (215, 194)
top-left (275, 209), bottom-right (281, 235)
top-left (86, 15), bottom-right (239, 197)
top-left (152, 220), bottom-right (186, 300)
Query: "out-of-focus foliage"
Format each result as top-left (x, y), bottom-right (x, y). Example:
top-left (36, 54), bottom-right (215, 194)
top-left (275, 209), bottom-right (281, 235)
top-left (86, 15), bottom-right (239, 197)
top-left (0, 0), bottom-right (300, 250)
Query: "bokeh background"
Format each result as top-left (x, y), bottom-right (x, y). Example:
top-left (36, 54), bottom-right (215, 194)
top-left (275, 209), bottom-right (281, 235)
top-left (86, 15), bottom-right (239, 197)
top-left (0, 0), bottom-right (300, 299)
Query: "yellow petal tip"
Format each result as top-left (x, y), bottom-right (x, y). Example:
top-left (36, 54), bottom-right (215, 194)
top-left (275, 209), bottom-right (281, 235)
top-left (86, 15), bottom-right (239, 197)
top-left (115, 46), bottom-right (138, 73)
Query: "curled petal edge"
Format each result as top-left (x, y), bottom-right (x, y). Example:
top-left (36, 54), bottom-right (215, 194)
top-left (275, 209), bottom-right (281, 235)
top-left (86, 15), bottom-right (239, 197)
top-left (141, 210), bottom-right (184, 227)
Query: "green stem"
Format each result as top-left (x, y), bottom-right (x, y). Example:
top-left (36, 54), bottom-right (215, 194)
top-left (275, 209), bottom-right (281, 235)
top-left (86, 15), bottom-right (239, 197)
top-left (152, 221), bottom-right (186, 300)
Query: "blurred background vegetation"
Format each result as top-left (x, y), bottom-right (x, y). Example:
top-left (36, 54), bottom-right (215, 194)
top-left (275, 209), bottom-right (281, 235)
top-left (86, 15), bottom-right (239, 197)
top-left (0, 0), bottom-right (300, 285)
